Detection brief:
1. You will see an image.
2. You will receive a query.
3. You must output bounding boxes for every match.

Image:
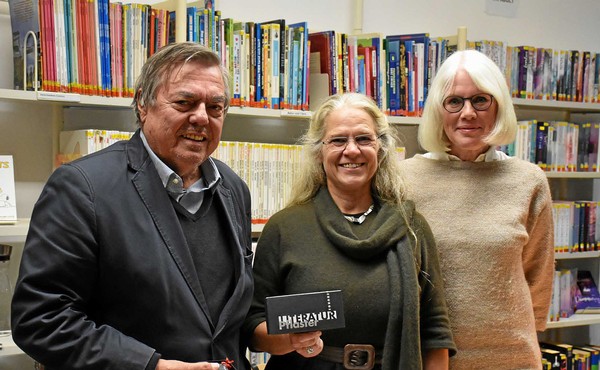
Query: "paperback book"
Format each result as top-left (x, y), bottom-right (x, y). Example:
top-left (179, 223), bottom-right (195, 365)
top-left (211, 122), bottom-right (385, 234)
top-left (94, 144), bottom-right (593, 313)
top-left (8, 0), bottom-right (42, 90)
top-left (0, 155), bottom-right (17, 224)
top-left (575, 270), bottom-right (600, 313)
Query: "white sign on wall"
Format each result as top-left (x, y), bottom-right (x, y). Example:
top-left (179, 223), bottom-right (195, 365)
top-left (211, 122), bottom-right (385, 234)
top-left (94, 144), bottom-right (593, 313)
top-left (485, 0), bottom-right (519, 18)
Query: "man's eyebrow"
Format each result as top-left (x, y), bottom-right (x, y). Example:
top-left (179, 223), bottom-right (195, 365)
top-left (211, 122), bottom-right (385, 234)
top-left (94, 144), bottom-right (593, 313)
top-left (210, 95), bottom-right (227, 103)
top-left (169, 90), bottom-right (196, 100)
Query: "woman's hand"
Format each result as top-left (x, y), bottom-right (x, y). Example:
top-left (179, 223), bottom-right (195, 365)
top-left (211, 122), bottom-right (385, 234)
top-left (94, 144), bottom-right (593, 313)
top-left (289, 331), bottom-right (323, 358)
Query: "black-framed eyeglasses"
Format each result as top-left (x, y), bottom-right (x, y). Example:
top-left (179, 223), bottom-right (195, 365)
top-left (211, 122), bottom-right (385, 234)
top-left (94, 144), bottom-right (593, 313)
top-left (322, 134), bottom-right (381, 150)
top-left (442, 93), bottom-right (494, 113)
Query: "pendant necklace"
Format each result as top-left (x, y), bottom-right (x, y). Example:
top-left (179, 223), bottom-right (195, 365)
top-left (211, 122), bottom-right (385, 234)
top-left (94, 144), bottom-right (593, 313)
top-left (343, 204), bottom-right (375, 224)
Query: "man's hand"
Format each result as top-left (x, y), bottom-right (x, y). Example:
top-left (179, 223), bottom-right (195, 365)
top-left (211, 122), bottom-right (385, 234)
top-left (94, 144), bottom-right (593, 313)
top-left (156, 359), bottom-right (220, 370)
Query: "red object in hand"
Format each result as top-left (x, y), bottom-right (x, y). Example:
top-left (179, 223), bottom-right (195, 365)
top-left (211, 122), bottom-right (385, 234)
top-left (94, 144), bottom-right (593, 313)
top-left (220, 358), bottom-right (235, 369)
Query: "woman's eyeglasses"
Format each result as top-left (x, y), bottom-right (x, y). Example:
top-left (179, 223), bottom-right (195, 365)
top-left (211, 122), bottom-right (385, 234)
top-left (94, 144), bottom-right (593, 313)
top-left (442, 93), bottom-right (494, 113)
top-left (322, 135), bottom-right (380, 151)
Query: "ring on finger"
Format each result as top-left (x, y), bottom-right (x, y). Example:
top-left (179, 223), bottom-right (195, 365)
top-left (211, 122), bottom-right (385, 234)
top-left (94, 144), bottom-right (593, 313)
top-left (306, 346), bottom-right (314, 354)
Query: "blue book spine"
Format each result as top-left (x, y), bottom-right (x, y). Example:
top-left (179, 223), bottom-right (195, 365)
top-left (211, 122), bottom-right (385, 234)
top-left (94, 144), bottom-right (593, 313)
top-left (291, 40), bottom-right (299, 108)
top-left (105, 0), bottom-right (112, 93)
top-left (99, 0), bottom-right (108, 94)
top-left (198, 9), bottom-right (205, 45)
top-left (187, 7), bottom-right (195, 42)
top-left (270, 26), bottom-right (280, 109)
top-left (387, 39), bottom-right (400, 115)
top-left (63, 0), bottom-right (72, 90)
top-left (405, 40), bottom-right (414, 113)
top-left (357, 57), bottom-right (365, 94)
top-left (254, 22), bottom-right (262, 106)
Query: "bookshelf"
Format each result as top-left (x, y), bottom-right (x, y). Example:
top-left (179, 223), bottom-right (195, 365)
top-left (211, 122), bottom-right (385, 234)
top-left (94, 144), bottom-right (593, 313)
top-left (2, 98), bottom-right (598, 245)
top-left (547, 314), bottom-right (600, 329)
top-left (555, 251), bottom-right (600, 260)
top-left (0, 0), bottom-right (599, 361)
top-left (518, 102), bottom-right (600, 342)
top-left (0, 219), bottom-right (29, 244)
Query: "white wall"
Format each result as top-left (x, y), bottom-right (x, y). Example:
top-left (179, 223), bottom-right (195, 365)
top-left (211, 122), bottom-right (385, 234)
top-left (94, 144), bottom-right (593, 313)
top-left (364, 0), bottom-right (600, 51)
top-left (217, 0), bottom-right (600, 51)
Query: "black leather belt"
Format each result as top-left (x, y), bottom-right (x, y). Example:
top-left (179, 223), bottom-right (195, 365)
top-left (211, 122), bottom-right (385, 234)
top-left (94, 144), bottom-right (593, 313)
top-left (318, 344), bottom-right (382, 370)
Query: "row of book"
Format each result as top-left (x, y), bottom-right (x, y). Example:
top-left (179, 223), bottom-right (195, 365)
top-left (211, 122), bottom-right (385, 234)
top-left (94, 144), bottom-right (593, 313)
top-left (499, 120), bottom-right (600, 172)
top-left (211, 141), bottom-right (302, 223)
top-left (470, 40), bottom-right (600, 104)
top-left (55, 130), bottom-right (409, 224)
top-left (552, 201), bottom-right (600, 254)
top-left (12, 0), bottom-right (600, 114)
top-left (224, 19), bottom-right (310, 110)
top-left (548, 269), bottom-right (600, 323)
top-left (541, 341), bottom-right (600, 370)
top-left (56, 129), bottom-right (134, 166)
top-left (56, 130), bottom-right (303, 224)
top-left (8, 0), bottom-right (315, 107)
top-left (14, 0), bottom-right (176, 97)
top-left (309, 31), bottom-right (460, 116)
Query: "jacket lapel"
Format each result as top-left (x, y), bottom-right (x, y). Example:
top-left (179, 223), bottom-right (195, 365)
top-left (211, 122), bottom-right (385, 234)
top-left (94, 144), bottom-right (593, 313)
top-left (126, 131), bottom-right (215, 328)
top-left (212, 184), bottom-right (250, 336)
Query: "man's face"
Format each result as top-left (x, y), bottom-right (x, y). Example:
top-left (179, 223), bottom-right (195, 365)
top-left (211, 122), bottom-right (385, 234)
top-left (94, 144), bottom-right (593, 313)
top-left (138, 61), bottom-right (227, 182)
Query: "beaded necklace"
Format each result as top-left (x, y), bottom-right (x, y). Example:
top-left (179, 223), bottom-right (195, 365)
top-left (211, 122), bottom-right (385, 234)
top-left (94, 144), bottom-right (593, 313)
top-left (342, 204), bottom-right (375, 224)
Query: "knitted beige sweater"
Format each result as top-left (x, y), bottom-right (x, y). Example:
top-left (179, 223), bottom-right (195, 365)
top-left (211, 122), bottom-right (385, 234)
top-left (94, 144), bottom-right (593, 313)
top-left (400, 155), bottom-right (554, 369)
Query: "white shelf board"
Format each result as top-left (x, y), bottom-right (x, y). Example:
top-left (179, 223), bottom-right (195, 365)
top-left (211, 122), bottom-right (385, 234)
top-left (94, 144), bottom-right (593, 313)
top-left (555, 251), bottom-right (600, 260)
top-left (547, 314), bottom-right (600, 329)
top-left (0, 219), bottom-right (29, 243)
top-left (0, 88), bottom-right (425, 124)
top-left (14, 88), bottom-right (600, 125)
top-left (513, 98), bottom-right (600, 113)
top-left (0, 88), bottom-right (132, 107)
top-left (251, 223), bottom-right (264, 238)
top-left (388, 116), bottom-right (421, 126)
top-left (545, 171), bottom-right (600, 179)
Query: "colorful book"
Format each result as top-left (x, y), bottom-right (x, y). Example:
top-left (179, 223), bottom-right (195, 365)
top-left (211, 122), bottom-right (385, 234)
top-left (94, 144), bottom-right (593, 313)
top-left (288, 21), bottom-right (308, 110)
top-left (308, 30), bottom-right (336, 95)
top-left (0, 155), bottom-right (17, 224)
top-left (263, 19), bottom-right (286, 109)
top-left (386, 33), bottom-right (430, 115)
top-left (385, 37), bottom-right (401, 115)
top-left (539, 343), bottom-right (573, 370)
top-left (354, 32), bottom-right (385, 108)
top-left (575, 270), bottom-right (600, 313)
top-left (8, 0), bottom-right (43, 90)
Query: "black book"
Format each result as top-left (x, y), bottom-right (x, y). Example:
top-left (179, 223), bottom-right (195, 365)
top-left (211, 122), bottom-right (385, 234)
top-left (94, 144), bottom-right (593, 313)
top-left (265, 290), bottom-right (345, 334)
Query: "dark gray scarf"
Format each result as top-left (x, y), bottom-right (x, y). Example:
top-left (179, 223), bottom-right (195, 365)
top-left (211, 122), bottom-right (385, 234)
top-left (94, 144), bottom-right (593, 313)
top-left (314, 187), bottom-right (423, 370)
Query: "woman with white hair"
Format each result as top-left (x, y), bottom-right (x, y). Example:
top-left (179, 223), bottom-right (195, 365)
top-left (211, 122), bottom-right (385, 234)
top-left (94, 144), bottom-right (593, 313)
top-left (400, 49), bottom-right (554, 369)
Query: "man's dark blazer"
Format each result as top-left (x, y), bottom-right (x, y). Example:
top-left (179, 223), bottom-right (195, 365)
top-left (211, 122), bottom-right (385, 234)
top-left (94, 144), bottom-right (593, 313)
top-left (11, 130), bottom-right (254, 370)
